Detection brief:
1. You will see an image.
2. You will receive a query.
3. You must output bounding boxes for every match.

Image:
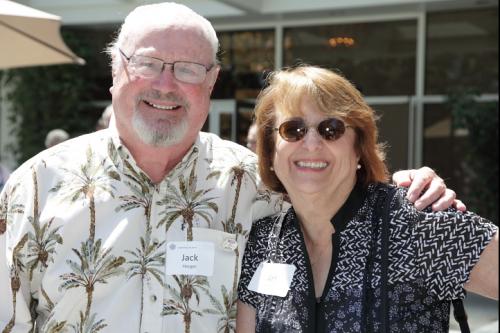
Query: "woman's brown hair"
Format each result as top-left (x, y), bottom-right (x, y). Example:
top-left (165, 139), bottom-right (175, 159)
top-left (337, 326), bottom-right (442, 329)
top-left (254, 65), bottom-right (389, 194)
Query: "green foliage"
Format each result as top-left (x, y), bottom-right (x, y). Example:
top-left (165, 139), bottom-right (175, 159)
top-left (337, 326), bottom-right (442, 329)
top-left (3, 30), bottom-right (100, 165)
top-left (448, 89), bottom-right (499, 223)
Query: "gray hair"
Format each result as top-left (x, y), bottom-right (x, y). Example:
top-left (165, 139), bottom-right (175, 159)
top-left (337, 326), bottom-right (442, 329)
top-left (45, 129), bottom-right (70, 148)
top-left (106, 2), bottom-right (219, 73)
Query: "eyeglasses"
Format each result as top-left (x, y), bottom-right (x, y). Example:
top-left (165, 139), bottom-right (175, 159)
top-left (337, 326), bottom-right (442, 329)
top-left (274, 117), bottom-right (350, 142)
top-left (119, 49), bottom-right (214, 84)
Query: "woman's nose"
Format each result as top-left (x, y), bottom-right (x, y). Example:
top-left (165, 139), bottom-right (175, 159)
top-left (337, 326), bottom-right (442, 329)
top-left (301, 128), bottom-right (323, 150)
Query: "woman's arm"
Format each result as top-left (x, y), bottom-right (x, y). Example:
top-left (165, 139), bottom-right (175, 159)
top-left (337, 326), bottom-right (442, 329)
top-left (237, 300), bottom-right (256, 333)
top-left (465, 231), bottom-right (499, 300)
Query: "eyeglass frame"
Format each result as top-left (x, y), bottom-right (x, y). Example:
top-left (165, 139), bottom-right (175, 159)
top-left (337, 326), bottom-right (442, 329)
top-left (118, 48), bottom-right (216, 84)
top-left (274, 117), bottom-right (352, 142)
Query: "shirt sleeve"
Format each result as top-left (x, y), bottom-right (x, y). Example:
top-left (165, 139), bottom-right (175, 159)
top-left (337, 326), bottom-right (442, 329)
top-left (0, 173), bottom-right (35, 332)
top-left (237, 216), bottom-right (275, 309)
top-left (392, 193), bottom-right (498, 300)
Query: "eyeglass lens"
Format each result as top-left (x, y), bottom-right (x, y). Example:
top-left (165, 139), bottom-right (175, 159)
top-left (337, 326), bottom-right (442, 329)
top-left (277, 118), bottom-right (346, 142)
top-left (129, 55), bottom-right (208, 84)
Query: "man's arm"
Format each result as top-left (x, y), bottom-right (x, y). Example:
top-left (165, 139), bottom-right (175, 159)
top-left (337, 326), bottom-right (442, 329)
top-left (1, 183), bottom-right (33, 332)
top-left (392, 166), bottom-right (466, 211)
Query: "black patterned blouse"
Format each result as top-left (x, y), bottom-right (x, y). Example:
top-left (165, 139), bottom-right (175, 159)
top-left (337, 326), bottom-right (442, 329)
top-left (238, 183), bottom-right (497, 332)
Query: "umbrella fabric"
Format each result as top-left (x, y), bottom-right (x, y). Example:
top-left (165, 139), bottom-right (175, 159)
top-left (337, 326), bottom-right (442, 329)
top-left (0, 0), bottom-right (85, 69)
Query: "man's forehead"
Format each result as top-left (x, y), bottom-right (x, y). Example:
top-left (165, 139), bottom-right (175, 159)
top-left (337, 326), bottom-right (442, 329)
top-left (124, 23), bottom-right (209, 48)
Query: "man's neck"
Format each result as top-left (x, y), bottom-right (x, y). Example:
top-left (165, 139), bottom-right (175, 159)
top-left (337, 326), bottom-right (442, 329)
top-left (118, 129), bottom-right (197, 184)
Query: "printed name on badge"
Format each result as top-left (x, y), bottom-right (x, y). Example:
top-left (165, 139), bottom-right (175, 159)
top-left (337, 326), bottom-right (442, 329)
top-left (166, 241), bottom-right (215, 276)
top-left (247, 262), bottom-right (296, 297)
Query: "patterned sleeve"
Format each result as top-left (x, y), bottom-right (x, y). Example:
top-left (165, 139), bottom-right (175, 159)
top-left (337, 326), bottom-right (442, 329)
top-left (0, 166), bottom-right (35, 331)
top-left (237, 216), bottom-right (274, 309)
top-left (392, 190), bottom-right (498, 300)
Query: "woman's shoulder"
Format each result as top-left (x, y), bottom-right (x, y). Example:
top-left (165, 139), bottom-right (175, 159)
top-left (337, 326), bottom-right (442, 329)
top-left (253, 212), bottom-right (283, 231)
top-left (251, 209), bottom-right (294, 235)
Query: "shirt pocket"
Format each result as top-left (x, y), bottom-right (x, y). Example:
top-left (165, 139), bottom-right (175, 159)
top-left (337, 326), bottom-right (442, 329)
top-left (177, 228), bottom-right (243, 332)
top-left (191, 227), bottom-right (244, 295)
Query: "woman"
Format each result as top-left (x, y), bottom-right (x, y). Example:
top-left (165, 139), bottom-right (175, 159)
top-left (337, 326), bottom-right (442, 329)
top-left (237, 66), bottom-right (498, 332)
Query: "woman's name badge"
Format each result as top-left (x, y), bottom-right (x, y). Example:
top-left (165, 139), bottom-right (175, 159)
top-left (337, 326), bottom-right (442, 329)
top-left (166, 241), bottom-right (215, 276)
top-left (247, 262), bottom-right (296, 297)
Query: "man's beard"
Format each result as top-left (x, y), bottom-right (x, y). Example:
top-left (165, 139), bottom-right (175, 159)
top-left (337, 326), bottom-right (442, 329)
top-left (132, 91), bottom-right (189, 147)
top-left (132, 110), bottom-right (188, 147)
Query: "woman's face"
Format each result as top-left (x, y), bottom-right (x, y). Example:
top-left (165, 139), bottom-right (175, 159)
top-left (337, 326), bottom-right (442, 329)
top-left (272, 96), bottom-right (359, 200)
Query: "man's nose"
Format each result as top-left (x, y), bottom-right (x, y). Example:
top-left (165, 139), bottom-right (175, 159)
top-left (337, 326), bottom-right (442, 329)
top-left (152, 65), bottom-right (178, 90)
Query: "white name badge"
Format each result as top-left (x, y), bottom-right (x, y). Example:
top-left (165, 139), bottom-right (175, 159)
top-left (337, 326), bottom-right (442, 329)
top-left (247, 262), bottom-right (296, 297)
top-left (166, 241), bottom-right (215, 276)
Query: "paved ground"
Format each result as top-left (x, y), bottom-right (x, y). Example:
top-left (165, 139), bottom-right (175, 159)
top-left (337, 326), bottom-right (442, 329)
top-left (449, 293), bottom-right (498, 333)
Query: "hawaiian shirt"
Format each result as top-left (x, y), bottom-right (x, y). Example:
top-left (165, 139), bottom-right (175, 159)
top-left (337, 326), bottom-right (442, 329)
top-left (0, 127), bottom-right (284, 333)
top-left (238, 183), bottom-right (497, 332)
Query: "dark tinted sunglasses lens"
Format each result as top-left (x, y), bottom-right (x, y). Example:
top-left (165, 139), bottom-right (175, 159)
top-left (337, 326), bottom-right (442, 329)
top-left (279, 119), bottom-right (306, 142)
top-left (318, 118), bottom-right (345, 141)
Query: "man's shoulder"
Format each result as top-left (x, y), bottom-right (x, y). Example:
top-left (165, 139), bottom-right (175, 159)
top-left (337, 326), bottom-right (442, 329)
top-left (9, 131), bottom-right (110, 180)
top-left (198, 132), bottom-right (256, 160)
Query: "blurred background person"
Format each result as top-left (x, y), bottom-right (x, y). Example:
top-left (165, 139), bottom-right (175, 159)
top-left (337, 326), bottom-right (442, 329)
top-left (96, 104), bottom-right (114, 131)
top-left (44, 128), bottom-right (69, 148)
top-left (0, 162), bottom-right (10, 191)
top-left (246, 122), bottom-right (258, 152)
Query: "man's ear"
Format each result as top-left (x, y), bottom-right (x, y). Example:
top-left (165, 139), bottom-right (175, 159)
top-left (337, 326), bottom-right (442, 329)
top-left (207, 65), bottom-right (220, 95)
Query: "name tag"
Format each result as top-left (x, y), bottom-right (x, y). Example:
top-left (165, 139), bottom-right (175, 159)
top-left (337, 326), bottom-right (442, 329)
top-left (247, 262), bottom-right (296, 297)
top-left (166, 241), bottom-right (215, 276)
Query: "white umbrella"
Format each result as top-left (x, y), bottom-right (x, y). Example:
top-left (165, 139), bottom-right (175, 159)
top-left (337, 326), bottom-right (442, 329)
top-left (0, 0), bottom-right (85, 69)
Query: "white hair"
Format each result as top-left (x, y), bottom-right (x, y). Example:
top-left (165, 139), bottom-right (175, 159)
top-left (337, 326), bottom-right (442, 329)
top-left (106, 2), bottom-right (219, 72)
top-left (45, 129), bottom-right (70, 148)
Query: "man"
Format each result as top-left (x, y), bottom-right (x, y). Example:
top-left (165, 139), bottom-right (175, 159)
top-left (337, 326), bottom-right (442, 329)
top-left (0, 3), bottom-right (462, 332)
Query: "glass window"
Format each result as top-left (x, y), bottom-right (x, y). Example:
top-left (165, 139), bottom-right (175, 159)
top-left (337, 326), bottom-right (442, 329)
top-left (235, 101), bottom-right (256, 146)
top-left (373, 104), bottom-right (410, 172)
top-left (219, 113), bottom-right (233, 141)
top-left (213, 30), bottom-right (275, 99)
top-left (283, 20), bottom-right (417, 96)
top-left (423, 101), bottom-right (498, 222)
top-left (426, 8), bottom-right (498, 94)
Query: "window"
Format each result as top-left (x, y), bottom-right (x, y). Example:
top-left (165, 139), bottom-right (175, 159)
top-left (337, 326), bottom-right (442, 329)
top-left (426, 8), bottom-right (498, 94)
top-left (213, 30), bottom-right (275, 99)
top-left (283, 20), bottom-right (417, 95)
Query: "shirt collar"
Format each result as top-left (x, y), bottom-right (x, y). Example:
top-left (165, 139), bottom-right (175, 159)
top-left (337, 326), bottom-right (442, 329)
top-left (106, 125), bottom-right (200, 184)
top-left (330, 181), bottom-right (367, 233)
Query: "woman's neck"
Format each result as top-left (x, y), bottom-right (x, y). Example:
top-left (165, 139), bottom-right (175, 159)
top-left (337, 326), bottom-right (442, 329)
top-left (290, 179), bottom-right (356, 244)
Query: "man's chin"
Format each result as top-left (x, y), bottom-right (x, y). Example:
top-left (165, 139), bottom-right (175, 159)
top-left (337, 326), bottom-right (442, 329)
top-left (135, 126), bottom-right (186, 148)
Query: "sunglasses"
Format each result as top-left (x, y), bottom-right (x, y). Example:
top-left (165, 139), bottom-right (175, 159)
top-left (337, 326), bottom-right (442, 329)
top-left (274, 117), bottom-right (350, 142)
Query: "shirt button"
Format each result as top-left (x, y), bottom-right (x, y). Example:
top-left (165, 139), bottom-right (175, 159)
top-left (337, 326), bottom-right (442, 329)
top-left (150, 295), bottom-right (157, 302)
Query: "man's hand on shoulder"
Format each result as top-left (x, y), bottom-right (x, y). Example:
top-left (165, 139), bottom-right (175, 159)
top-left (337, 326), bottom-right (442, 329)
top-left (392, 166), bottom-right (466, 212)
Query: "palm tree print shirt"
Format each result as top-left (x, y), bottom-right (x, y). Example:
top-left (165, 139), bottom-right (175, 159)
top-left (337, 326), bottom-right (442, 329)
top-left (0, 128), bottom-right (284, 333)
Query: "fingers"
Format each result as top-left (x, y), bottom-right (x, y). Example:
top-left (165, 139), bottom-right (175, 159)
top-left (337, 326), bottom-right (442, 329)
top-left (413, 175), bottom-right (446, 210)
top-left (405, 166), bottom-right (439, 204)
top-left (394, 166), bottom-right (467, 211)
top-left (429, 188), bottom-right (456, 211)
top-left (453, 199), bottom-right (467, 212)
top-left (392, 169), bottom-right (413, 188)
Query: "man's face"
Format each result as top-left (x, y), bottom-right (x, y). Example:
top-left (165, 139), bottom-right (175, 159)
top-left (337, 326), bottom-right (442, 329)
top-left (110, 25), bottom-right (219, 148)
